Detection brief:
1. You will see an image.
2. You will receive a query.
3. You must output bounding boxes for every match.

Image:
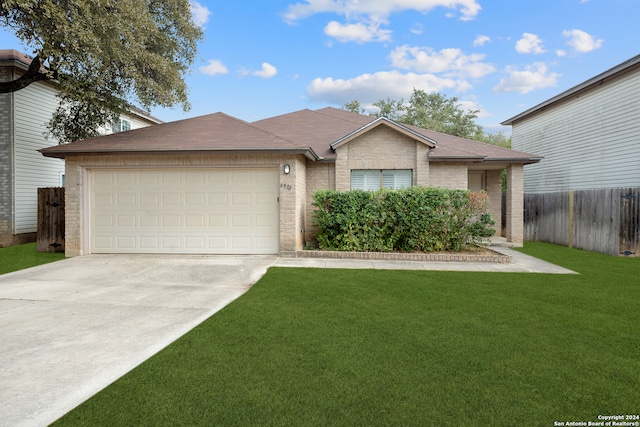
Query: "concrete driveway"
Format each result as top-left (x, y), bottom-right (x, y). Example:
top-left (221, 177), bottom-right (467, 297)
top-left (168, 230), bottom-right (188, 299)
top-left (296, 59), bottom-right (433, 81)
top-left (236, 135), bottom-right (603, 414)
top-left (0, 254), bottom-right (278, 427)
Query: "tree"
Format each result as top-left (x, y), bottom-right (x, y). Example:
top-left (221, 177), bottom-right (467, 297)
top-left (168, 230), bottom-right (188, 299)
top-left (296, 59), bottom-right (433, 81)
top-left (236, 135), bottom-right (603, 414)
top-left (342, 100), bottom-right (364, 114)
top-left (402, 89), bottom-right (484, 140)
top-left (0, 0), bottom-right (203, 143)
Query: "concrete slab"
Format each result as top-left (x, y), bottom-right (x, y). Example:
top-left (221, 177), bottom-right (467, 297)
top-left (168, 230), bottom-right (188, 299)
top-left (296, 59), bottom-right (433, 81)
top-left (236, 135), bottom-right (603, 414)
top-left (0, 255), bottom-right (278, 427)
top-left (273, 247), bottom-right (577, 274)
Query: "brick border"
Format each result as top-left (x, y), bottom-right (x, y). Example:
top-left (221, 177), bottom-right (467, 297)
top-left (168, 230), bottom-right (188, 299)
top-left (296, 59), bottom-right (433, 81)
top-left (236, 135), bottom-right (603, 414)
top-left (296, 248), bottom-right (511, 264)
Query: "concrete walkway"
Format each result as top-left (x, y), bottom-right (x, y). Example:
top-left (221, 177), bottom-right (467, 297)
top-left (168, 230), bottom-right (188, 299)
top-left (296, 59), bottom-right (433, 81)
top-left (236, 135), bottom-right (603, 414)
top-left (274, 246), bottom-right (577, 274)
top-left (0, 250), bottom-right (573, 426)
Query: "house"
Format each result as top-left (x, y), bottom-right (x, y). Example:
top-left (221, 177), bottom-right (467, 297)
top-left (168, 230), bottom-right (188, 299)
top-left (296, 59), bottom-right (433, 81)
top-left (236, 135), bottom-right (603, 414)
top-left (502, 54), bottom-right (640, 193)
top-left (501, 54), bottom-right (640, 256)
top-left (0, 49), bottom-right (162, 247)
top-left (40, 107), bottom-right (541, 257)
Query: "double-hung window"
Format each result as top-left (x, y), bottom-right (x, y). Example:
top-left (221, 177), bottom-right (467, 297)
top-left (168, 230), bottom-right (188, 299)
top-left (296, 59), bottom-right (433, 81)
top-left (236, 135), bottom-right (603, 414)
top-left (111, 118), bottom-right (131, 133)
top-left (351, 170), bottom-right (412, 190)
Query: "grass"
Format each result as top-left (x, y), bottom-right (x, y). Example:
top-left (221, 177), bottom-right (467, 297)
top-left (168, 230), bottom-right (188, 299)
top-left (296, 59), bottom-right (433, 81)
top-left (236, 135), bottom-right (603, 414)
top-left (53, 242), bottom-right (639, 426)
top-left (0, 242), bottom-right (65, 275)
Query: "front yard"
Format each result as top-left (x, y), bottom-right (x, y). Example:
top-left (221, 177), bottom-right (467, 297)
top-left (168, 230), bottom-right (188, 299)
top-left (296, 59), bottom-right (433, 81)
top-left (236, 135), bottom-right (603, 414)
top-left (0, 242), bottom-right (65, 275)
top-left (54, 242), bottom-right (639, 426)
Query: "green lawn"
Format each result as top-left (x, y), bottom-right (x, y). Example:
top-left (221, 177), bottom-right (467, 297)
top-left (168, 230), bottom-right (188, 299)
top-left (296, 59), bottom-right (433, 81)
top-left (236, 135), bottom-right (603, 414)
top-left (54, 243), bottom-right (639, 426)
top-left (0, 242), bottom-right (65, 275)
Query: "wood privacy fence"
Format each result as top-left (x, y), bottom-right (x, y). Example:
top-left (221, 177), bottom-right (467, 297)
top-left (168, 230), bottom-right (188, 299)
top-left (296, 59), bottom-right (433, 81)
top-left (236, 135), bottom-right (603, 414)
top-left (37, 187), bottom-right (65, 253)
top-left (523, 188), bottom-right (640, 256)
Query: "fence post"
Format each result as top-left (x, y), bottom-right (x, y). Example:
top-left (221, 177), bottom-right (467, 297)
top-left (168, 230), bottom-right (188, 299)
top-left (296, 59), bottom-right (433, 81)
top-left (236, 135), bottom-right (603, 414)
top-left (568, 190), bottom-right (574, 248)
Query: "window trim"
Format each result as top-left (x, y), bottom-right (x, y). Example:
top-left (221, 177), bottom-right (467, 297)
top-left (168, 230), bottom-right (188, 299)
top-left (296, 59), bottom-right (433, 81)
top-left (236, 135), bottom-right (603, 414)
top-left (350, 169), bottom-right (412, 191)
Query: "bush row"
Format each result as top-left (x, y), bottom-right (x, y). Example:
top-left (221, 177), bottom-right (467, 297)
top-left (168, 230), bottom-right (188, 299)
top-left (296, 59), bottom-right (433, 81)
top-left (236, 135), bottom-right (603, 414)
top-left (312, 187), bottom-right (495, 252)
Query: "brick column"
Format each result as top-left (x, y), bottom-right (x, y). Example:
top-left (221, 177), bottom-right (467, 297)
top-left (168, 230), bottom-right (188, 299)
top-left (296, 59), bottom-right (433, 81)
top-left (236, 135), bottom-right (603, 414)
top-left (485, 170), bottom-right (503, 236)
top-left (506, 164), bottom-right (524, 245)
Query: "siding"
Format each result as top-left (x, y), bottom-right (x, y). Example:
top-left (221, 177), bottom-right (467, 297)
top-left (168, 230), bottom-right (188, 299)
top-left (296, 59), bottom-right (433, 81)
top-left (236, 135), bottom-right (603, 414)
top-left (13, 81), bottom-right (65, 234)
top-left (512, 69), bottom-right (640, 193)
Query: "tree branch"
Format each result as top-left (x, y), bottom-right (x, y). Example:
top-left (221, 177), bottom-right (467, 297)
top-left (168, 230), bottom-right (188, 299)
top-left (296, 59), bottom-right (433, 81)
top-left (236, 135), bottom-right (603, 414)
top-left (0, 55), bottom-right (51, 93)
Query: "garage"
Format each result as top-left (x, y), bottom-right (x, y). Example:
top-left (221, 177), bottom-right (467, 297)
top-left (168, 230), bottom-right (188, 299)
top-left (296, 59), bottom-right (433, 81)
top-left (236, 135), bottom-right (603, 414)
top-left (89, 168), bottom-right (279, 254)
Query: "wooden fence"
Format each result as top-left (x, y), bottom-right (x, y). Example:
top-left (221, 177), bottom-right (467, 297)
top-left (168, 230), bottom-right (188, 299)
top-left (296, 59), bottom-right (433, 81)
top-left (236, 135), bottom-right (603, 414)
top-left (523, 188), bottom-right (640, 256)
top-left (37, 187), bottom-right (65, 253)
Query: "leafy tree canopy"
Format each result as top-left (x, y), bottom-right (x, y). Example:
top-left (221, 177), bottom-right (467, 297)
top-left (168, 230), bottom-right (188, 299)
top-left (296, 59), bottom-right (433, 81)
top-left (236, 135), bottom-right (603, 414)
top-left (0, 0), bottom-right (203, 142)
top-left (342, 89), bottom-right (510, 146)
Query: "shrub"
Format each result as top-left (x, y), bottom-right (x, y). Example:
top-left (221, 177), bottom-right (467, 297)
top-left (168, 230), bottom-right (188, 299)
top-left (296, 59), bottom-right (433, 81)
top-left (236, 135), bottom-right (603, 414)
top-left (312, 187), bottom-right (495, 252)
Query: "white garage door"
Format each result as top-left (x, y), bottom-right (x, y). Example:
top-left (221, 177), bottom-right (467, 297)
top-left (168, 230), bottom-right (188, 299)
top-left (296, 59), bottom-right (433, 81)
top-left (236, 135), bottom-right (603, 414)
top-left (90, 168), bottom-right (279, 254)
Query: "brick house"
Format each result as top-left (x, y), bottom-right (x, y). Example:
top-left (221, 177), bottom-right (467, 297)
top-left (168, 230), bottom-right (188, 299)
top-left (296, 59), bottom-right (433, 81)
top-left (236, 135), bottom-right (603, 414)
top-left (40, 107), bottom-right (541, 256)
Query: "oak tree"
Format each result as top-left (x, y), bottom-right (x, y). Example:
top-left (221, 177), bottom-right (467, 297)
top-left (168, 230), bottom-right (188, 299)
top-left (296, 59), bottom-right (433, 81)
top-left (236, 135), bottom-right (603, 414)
top-left (0, 0), bottom-right (203, 142)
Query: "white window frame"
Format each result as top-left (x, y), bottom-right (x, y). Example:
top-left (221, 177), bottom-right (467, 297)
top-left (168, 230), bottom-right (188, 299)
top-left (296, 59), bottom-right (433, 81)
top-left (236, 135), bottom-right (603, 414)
top-left (111, 118), bottom-right (131, 133)
top-left (351, 170), bottom-right (412, 191)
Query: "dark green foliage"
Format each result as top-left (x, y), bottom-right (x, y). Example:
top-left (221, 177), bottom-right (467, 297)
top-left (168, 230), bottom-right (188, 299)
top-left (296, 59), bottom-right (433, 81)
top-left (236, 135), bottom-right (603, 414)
top-left (313, 187), bottom-right (495, 252)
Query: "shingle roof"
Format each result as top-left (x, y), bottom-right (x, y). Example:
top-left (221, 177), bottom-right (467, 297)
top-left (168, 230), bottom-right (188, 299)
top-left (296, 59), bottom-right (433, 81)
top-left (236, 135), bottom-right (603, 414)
top-left (41, 106), bottom-right (541, 164)
top-left (40, 112), bottom-right (316, 159)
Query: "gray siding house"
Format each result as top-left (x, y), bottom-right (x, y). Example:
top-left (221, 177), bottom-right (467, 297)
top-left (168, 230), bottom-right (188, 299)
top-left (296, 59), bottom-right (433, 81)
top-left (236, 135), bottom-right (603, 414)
top-left (0, 49), bottom-right (162, 247)
top-left (502, 54), bottom-right (640, 256)
top-left (502, 54), bottom-right (640, 193)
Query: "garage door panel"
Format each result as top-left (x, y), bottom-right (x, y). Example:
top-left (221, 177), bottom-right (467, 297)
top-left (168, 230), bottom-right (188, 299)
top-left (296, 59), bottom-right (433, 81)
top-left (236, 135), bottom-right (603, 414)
top-left (90, 168), bottom-right (279, 254)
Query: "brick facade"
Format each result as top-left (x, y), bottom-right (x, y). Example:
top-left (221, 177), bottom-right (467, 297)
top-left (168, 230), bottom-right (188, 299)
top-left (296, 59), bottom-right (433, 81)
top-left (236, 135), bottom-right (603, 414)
top-left (0, 67), bottom-right (14, 245)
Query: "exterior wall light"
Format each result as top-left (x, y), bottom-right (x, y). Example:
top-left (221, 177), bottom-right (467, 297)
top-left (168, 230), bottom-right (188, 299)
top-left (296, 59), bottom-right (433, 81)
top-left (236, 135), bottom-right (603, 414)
top-left (283, 164), bottom-right (291, 174)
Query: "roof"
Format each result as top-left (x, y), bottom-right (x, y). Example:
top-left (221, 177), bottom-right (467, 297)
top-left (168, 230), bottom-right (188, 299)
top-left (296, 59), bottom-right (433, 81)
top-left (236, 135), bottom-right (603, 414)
top-left (41, 112), bottom-right (318, 159)
top-left (502, 53), bottom-right (640, 125)
top-left (0, 49), bottom-right (34, 69)
top-left (41, 106), bottom-right (541, 164)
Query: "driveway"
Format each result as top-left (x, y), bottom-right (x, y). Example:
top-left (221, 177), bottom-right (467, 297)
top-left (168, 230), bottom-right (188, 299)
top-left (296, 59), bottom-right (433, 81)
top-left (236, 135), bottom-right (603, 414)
top-left (0, 254), bottom-right (277, 427)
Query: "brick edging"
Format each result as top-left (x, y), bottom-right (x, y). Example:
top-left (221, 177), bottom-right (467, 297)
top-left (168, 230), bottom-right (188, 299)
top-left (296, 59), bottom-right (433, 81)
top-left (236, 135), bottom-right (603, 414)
top-left (296, 248), bottom-right (511, 264)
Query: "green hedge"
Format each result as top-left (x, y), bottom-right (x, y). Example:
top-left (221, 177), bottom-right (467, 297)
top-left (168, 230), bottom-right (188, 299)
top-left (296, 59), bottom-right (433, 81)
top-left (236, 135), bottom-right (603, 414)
top-left (312, 187), bottom-right (495, 252)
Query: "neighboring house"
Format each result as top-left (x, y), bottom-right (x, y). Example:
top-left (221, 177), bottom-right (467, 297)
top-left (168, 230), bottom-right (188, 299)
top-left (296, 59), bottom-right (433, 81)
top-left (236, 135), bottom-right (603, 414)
top-left (0, 49), bottom-right (162, 247)
top-left (41, 107), bottom-right (540, 257)
top-left (501, 54), bottom-right (640, 256)
top-left (502, 54), bottom-right (640, 193)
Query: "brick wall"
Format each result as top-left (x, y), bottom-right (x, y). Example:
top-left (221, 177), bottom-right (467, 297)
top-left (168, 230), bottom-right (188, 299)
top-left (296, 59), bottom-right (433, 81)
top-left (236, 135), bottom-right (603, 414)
top-left (0, 66), bottom-right (14, 244)
top-left (335, 126), bottom-right (427, 191)
top-left (304, 161), bottom-right (335, 244)
top-left (428, 162), bottom-right (469, 189)
top-left (506, 164), bottom-right (524, 244)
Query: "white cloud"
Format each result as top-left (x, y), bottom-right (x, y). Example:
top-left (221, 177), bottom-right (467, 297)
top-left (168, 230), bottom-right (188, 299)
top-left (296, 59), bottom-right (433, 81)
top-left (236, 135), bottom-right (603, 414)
top-left (493, 62), bottom-right (560, 94)
top-left (252, 62), bottom-right (278, 78)
top-left (324, 20), bottom-right (392, 42)
top-left (189, 1), bottom-right (211, 27)
top-left (473, 35), bottom-right (491, 47)
top-left (411, 23), bottom-right (424, 35)
top-left (562, 29), bottom-right (603, 53)
top-left (283, 0), bottom-right (482, 24)
top-left (199, 60), bottom-right (228, 76)
top-left (556, 49), bottom-right (566, 57)
top-left (389, 45), bottom-right (495, 79)
top-left (515, 33), bottom-right (545, 54)
top-left (307, 70), bottom-right (471, 105)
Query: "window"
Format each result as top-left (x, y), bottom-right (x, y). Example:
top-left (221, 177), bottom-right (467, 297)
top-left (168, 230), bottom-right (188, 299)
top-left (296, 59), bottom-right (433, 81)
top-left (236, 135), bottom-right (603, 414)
top-left (111, 118), bottom-right (131, 133)
top-left (351, 170), bottom-right (412, 190)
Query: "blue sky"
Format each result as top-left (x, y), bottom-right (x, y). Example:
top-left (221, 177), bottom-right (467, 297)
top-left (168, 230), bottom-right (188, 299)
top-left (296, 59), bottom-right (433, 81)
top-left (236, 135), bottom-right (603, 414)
top-left (2, 0), bottom-right (639, 133)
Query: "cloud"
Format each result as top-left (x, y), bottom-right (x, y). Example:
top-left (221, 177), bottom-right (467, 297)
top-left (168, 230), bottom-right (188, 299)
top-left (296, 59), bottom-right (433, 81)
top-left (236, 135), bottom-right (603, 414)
top-left (562, 29), bottom-right (603, 53)
top-left (389, 45), bottom-right (495, 79)
top-left (189, 1), bottom-right (211, 27)
top-left (515, 33), bottom-right (545, 54)
top-left (252, 62), bottom-right (278, 78)
top-left (199, 60), bottom-right (228, 76)
top-left (307, 70), bottom-right (471, 105)
top-left (493, 62), bottom-right (560, 94)
top-left (556, 49), bottom-right (566, 57)
top-left (324, 20), bottom-right (392, 42)
top-left (283, 0), bottom-right (482, 24)
top-left (473, 35), bottom-right (491, 47)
